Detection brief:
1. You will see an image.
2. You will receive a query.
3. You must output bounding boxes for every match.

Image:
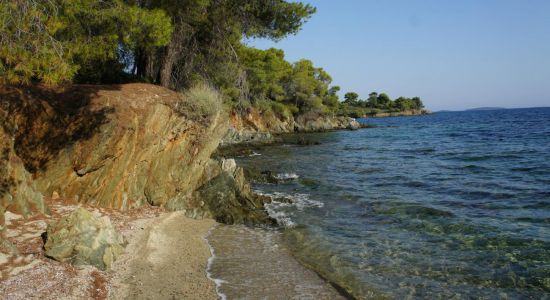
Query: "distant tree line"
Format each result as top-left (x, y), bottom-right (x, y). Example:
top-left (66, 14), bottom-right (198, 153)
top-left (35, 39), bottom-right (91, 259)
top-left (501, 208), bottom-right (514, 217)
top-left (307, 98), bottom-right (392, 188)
top-left (339, 92), bottom-right (425, 117)
top-left (0, 1), bottom-right (425, 118)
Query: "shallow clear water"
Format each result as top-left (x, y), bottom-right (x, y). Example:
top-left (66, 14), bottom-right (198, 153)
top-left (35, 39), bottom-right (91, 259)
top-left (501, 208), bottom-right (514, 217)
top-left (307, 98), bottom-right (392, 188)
top-left (207, 225), bottom-right (344, 299)
top-left (215, 108), bottom-right (550, 299)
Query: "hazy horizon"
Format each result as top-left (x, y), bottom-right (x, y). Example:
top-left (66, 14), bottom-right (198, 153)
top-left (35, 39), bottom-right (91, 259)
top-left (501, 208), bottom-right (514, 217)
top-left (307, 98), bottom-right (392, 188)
top-left (249, 0), bottom-right (550, 111)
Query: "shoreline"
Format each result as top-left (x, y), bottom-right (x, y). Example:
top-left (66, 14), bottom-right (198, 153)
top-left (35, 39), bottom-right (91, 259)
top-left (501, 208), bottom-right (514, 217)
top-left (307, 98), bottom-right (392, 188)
top-left (0, 202), bottom-right (218, 299)
top-left (108, 211), bottom-right (217, 300)
top-left (204, 224), bottom-right (227, 300)
top-left (205, 224), bottom-right (346, 299)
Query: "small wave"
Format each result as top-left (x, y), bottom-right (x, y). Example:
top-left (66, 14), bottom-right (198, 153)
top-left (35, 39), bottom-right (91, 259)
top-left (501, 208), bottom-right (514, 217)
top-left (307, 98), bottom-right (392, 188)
top-left (274, 173), bottom-right (300, 180)
top-left (458, 190), bottom-right (516, 200)
top-left (515, 217), bottom-right (550, 224)
top-left (204, 225), bottom-right (228, 300)
top-left (265, 205), bottom-right (296, 227)
top-left (249, 152), bottom-right (262, 157)
top-left (257, 191), bottom-right (324, 227)
top-left (376, 204), bottom-right (454, 218)
top-left (261, 191), bottom-right (324, 210)
top-left (523, 200), bottom-right (550, 209)
top-left (408, 147), bottom-right (436, 154)
top-left (510, 166), bottom-right (536, 172)
top-left (357, 167), bottom-right (384, 174)
top-left (462, 154), bottom-right (522, 162)
top-left (404, 180), bottom-right (428, 188)
top-left (342, 146), bottom-right (369, 151)
top-left (447, 132), bottom-right (467, 138)
top-left (440, 164), bottom-right (489, 172)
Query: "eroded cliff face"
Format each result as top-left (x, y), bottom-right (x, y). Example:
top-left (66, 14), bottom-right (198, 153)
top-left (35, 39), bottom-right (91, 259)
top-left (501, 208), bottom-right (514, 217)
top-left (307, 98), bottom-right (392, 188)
top-left (1, 84), bottom-right (277, 230)
top-left (0, 124), bottom-right (44, 233)
top-left (221, 109), bottom-right (360, 145)
top-left (36, 86), bottom-right (228, 211)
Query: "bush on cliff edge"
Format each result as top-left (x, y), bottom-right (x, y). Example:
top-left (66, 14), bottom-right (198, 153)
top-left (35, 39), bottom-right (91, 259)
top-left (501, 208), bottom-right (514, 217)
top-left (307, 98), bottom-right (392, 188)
top-left (174, 83), bottom-right (224, 121)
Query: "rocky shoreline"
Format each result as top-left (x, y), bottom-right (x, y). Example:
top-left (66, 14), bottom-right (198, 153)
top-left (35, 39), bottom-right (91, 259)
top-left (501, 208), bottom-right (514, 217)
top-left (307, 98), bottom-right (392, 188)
top-left (0, 83), bottom-right (383, 299)
top-left (221, 110), bottom-right (361, 146)
top-left (0, 198), bottom-right (218, 299)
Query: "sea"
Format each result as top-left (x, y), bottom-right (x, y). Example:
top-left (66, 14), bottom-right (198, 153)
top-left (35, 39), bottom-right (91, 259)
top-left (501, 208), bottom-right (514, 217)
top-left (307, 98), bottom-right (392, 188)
top-left (207, 108), bottom-right (550, 299)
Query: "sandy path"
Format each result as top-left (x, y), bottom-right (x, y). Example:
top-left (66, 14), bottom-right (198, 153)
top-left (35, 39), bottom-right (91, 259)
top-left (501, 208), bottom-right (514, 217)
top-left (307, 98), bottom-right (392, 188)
top-left (108, 211), bottom-right (218, 300)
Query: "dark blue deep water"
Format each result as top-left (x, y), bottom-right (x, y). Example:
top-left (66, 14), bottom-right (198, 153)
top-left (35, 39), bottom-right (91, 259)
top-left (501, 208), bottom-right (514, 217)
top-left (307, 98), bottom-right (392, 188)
top-left (235, 108), bottom-right (550, 299)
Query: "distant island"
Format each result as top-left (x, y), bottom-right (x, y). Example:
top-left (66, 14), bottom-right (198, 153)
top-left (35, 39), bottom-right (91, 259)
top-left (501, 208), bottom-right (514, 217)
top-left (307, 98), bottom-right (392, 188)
top-left (466, 107), bottom-right (507, 111)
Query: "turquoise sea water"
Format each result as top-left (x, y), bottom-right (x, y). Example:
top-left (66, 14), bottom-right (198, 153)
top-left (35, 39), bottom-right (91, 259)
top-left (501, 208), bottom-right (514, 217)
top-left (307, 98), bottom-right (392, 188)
top-left (213, 108), bottom-right (550, 299)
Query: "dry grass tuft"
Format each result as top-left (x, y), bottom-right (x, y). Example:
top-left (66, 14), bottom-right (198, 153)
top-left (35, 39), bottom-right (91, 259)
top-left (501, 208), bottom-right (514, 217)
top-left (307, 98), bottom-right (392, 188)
top-left (174, 83), bottom-right (224, 121)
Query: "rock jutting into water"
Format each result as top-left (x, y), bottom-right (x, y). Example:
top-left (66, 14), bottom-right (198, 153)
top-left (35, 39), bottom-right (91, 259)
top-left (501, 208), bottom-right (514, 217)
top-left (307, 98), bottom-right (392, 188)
top-left (196, 159), bottom-right (276, 225)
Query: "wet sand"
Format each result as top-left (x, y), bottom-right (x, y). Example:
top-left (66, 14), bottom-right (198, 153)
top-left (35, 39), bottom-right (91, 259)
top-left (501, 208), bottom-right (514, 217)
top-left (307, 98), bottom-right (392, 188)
top-left (207, 224), bottom-right (345, 300)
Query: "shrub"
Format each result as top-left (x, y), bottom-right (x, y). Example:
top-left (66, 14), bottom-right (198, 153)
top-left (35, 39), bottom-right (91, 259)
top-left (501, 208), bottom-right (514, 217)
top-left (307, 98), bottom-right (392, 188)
top-left (254, 99), bottom-right (272, 113)
top-left (270, 101), bottom-right (292, 119)
top-left (174, 83), bottom-right (224, 120)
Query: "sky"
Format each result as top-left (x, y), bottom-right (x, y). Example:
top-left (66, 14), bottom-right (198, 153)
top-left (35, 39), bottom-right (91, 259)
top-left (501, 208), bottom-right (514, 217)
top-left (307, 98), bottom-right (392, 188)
top-left (248, 0), bottom-right (550, 111)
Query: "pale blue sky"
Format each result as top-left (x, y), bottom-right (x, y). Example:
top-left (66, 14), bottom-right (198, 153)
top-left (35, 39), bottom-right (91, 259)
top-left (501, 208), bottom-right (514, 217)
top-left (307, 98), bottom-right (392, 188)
top-left (249, 0), bottom-right (550, 111)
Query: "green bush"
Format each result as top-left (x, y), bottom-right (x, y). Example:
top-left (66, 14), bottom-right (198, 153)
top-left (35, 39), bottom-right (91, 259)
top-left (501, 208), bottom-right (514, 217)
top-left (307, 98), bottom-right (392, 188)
top-left (251, 99), bottom-right (299, 119)
top-left (270, 101), bottom-right (292, 119)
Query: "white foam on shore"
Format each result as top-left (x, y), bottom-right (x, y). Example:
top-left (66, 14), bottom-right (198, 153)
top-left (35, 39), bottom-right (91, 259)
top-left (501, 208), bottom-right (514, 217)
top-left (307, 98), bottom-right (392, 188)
top-left (256, 191), bottom-right (324, 228)
top-left (274, 172), bottom-right (300, 180)
top-left (204, 224), bottom-right (228, 300)
top-left (265, 204), bottom-right (296, 227)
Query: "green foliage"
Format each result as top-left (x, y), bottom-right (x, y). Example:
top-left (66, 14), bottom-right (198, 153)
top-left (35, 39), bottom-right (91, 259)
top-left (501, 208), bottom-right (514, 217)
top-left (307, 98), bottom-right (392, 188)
top-left (0, 1), bottom-right (77, 84)
top-left (344, 92), bottom-right (359, 105)
top-left (270, 101), bottom-right (294, 119)
top-left (286, 59), bottom-right (332, 113)
top-left (238, 1), bottom-right (316, 40)
top-left (239, 47), bottom-right (292, 102)
top-left (323, 86), bottom-right (340, 114)
top-left (237, 46), bottom-right (340, 116)
top-left (128, 0), bottom-right (316, 90)
top-left (0, 0), bottom-right (172, 85)
top-left (1, 0), bottom-right (325, 117)
top-left (1, 0), bottom-right (428, 121)
top-left (338, 91), bottom-right (425, 117)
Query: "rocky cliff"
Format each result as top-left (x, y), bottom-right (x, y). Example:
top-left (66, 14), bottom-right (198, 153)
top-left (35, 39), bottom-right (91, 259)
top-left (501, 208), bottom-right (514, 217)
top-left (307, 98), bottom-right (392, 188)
top-left (0, 121), bottom-right (45, 234)
top-left (0, 82), bottom-right (366, 233)
top-left (0, 83), bottom-right (274, 234)
top-left (221, 109), bottom-right (360, 145)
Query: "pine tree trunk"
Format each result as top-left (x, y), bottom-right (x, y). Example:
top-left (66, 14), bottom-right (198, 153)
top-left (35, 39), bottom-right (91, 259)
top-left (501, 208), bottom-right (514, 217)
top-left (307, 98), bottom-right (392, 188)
top-left (145, 52), bottom-right (160, 84)
top-left (159, 39), bottom-right (183, 89)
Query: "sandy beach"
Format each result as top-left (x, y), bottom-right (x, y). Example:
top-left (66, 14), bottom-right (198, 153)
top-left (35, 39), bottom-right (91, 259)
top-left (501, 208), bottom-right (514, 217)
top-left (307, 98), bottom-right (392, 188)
top-left (108, 211), bottom-right (217, 300)
top-left (0, 201), bottom-right (218, 300)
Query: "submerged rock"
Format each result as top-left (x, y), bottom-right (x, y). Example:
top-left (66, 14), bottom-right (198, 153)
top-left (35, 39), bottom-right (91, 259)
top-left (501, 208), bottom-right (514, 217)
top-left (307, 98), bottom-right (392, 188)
top-left (296, 136), bottom-right (321, 146)
top-left (44, 208), bottom-right (125, 270)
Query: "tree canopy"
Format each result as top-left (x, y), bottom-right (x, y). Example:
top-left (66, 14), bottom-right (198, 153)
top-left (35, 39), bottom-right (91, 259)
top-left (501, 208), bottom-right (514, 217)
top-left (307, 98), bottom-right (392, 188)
top-left (1, 1), bottom-right (426, 118)
top-left (338, 91), bottom-right (425, 117)
top-left (1, 0), bottom-right (314, 87)
top-left (0, 0), bottom-right (172, 85)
